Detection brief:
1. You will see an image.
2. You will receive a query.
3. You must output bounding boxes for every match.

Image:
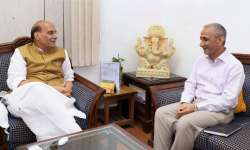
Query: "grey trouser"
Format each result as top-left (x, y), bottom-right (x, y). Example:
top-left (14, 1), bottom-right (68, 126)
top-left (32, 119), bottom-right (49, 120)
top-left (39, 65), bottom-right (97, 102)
top-left (154, 102), bottom-right (234, 150)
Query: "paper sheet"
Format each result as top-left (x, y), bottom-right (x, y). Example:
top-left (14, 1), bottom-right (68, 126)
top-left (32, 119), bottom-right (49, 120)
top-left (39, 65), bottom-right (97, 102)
top-left (100, 62), bottom-right (121, 91)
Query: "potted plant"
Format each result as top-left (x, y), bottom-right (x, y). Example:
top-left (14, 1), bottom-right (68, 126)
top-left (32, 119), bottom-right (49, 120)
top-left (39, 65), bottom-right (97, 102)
top-left (112, 54), bottom-right (125, 73)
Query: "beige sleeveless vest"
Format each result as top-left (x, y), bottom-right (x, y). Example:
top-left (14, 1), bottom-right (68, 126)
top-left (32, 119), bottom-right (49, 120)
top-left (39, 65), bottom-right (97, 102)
top-left (19, 43), bottom-right (65, 86)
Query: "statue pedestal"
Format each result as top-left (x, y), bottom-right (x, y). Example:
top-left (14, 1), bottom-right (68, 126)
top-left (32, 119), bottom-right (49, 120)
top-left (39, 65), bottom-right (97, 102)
top-left (136, 68), bottom-right (170, 78)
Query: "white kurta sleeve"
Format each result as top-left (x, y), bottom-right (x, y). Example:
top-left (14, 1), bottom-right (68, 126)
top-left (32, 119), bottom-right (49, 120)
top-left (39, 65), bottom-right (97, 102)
top-left (62, 50), bottom-right (74, 81)
top-left (7, 48), bottom-right (27, 90)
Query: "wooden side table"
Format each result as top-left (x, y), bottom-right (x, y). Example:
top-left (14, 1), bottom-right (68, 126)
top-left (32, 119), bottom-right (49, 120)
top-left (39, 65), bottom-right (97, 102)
top-left (123, 72), bottom-right (186, 132)
top-left (103, 85), bottom-right (137, 126)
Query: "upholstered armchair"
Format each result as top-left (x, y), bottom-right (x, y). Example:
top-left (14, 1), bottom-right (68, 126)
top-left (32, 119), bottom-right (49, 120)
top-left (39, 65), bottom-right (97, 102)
top-left (0, 37), bottom-right (105, 150)
top-left (150, 53), bottom-right (250, 150)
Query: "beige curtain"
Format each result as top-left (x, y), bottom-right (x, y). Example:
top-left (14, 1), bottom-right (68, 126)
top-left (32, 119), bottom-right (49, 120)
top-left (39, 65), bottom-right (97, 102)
top-left (64, 0), bottom-right (100, 67)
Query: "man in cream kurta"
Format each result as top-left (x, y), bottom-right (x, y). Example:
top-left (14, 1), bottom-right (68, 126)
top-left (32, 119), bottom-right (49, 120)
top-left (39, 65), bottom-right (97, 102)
top-left (5, 20), bottom-right (85, 141)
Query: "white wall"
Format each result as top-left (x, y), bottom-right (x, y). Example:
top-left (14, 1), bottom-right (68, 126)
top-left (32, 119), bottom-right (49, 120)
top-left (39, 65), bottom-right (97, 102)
top-left (45, 0), bottom-right (64, 47)
top-left (1, 0), bottom-right (250, 83)
top-left (97, 0), bottom-right (250, 81)
top-left (0, 0), bottom-right (44, 43)
top-left (0, 0), bottom-right (64, 47)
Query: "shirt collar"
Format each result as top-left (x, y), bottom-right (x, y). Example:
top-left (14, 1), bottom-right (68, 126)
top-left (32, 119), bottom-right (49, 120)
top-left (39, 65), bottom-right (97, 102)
top-left (205, 49), bottom-right (228, 63)
top-left (35, 46), bottom-right (45, 52)
top-left (216, 50), bottom-right (228, 62)
top-left (32, 43), bottom-right (45, 53)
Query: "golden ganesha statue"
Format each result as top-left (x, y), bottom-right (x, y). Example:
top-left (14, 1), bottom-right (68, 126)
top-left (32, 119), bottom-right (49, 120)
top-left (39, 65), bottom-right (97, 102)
top-left (135, 25), bottom-right (176, 78)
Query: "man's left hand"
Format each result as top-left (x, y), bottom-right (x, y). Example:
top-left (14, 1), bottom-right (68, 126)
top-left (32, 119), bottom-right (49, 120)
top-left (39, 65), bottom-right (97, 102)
top-left (64, 81), bottom-right (73, 97)
top-left (176, 102), bottom-right (196, 118)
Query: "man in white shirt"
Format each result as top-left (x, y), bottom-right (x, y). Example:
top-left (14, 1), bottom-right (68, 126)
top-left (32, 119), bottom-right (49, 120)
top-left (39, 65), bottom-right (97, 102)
top-left (154, 23), bottom-right (245, 150)
top-left (5, 20), bottom-right (85, 140)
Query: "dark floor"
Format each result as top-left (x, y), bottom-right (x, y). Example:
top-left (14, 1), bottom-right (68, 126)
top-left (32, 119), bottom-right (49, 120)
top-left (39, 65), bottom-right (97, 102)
top-left (123, 120), bottom-right (152, 146)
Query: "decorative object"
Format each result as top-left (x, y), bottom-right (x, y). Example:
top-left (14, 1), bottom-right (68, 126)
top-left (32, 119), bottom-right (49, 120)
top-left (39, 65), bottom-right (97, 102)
top-left (100, 62), bottom-right (121, 91)
top-left (112, 54), bottom-right (125, 73)
top-left (135, 25), bottom-right (176, 78)
top-left (99, 81), bottom-right (115, 94)
top-left (112, 54), bottom-right (125, 86)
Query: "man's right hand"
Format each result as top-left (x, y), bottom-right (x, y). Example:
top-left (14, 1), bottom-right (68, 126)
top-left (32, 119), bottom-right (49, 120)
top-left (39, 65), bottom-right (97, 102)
top-left (53, 84), bottom-right (67, 94)
top-left (52, 84), bottom-right (72, 97)
top-left (176, 102), bottom-right (196, 118)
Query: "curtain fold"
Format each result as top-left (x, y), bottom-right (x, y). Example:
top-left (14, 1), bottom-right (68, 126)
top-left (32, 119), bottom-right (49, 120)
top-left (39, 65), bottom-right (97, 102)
top-left (64, 0), bottom-right (100, 67)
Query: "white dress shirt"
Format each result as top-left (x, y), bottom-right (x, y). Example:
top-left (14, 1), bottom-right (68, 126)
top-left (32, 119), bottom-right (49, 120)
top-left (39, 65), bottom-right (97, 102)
top-left (7, 48), bottom-right (74, 90)
top-left (180, 51), bottom-right (245, 113)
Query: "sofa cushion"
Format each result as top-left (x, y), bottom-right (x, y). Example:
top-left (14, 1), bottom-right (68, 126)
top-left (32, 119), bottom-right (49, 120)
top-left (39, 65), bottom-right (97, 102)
top-left (194, 131), bottom-right (210, 150)
top-left (234, 90), bottom-right (247, 113)
top-left (72, 81), bottom-right (96, 115)
top-left (0, 52), bottom-right (13, 91)
top-left (195, 116), bottom-right (250, 150)
top-left (8, 114), bottom-right (36, 143)
top-left (156, 89), bottom-right (183, 108)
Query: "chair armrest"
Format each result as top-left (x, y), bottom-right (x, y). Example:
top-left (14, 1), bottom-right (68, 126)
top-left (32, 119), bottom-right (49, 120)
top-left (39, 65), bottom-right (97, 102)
top-left (150, 82), bottom-right (184, 111)
top-left (155, 89), bottom-right (183, 108)
top-left (72, 73), bottom-right (105, 128)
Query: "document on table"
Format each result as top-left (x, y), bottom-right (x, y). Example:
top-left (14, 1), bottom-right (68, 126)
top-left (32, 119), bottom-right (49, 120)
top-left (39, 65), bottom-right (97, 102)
top-left (101, 62), bottom-right (120, 91)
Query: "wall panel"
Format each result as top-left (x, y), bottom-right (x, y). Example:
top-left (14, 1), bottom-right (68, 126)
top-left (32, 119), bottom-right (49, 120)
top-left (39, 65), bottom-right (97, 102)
top-left (63, 0), bottom-right (72, 55)
top-left (0, 0), bottom-right (64, 47)
top-left (44, 0), bottom-right (64, 47)
top-left (0, 0), bottom-right (44, 42)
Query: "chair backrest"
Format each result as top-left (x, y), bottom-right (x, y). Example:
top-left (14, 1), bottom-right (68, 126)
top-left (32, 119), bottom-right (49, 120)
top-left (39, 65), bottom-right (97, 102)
top-left (234, 53), bottom-right (250, 116)
top-left (0, 37), bottom-right (32, 91)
